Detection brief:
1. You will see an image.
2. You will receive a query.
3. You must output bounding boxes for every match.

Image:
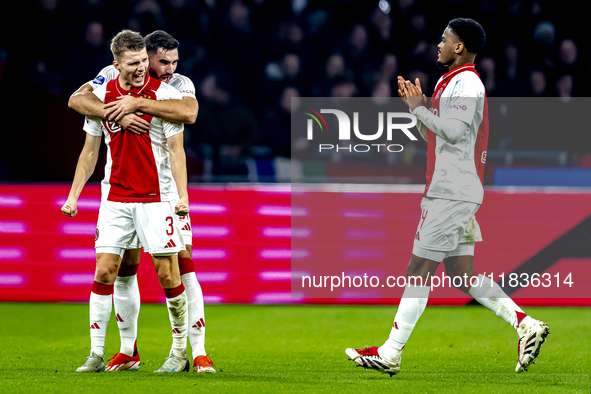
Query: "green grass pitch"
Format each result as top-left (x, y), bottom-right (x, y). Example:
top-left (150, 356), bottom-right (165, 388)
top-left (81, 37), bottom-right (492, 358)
top-left (0, 303), bottom-right (589, 393)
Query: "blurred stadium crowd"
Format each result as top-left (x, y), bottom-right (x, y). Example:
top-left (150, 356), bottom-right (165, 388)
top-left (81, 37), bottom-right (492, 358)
top-left (1, 0), bottom-right (586, 182)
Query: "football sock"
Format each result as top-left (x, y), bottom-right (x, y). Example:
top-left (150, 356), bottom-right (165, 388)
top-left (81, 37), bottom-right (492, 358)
top-left (164, 283), bottom-right (188, 358)
top-left (113, 265), bottom-right (140, 357)
top-left (379, 284), bottom-right (430, 360)
top-left (89, 281), bottom-right (113, 357)
top-left (468, 273), bottom-right (529, 332)
top-left (179, 257), bottom-right (206, 358)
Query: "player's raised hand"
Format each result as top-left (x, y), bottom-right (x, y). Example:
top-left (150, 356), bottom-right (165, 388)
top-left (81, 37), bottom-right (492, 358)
top-left (104, 95), bottom-right (140, 122)
top-left (413, 78), bottom-right (428, 108)
top-left (403, 80), bottom-right (427, 111)
top-left (174, 198), bottom-right (190, 216)
top-left (61, 198), bottom-right (78, 217)
top-left (397, 76), bottom-right (407, 101)
top-left (414, 78), bottom-right (423, 94)
top-left (118, 113), bottom-right (151, 135)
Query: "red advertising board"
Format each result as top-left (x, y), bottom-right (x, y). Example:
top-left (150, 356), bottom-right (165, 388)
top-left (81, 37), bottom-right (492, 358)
top-left (0, 184), bottom-right (589, 306)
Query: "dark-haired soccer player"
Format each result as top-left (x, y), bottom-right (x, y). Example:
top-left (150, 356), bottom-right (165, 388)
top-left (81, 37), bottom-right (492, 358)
top-left (346, 18), bottom-right (549, 376)
top-left (68, 31), bottom-right (214, 373)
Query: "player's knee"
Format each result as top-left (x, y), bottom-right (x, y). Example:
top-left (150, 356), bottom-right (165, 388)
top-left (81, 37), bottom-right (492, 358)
top-left (158, 270), bottom-right (171, 283)
top-left (156, 267), bottom-right (176, 288)
top-left (95, 254), bottom-right (120, 283)
top-left (95, 265), bottom-right (118, 284)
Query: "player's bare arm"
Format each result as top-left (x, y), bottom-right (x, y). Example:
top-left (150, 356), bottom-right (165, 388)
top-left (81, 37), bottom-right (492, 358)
top-left (103, 95), bottom-right (198, 125)
top-left (61, 133), bottom-right (101, 217)
top-left (68, 83), bottom-right (151, 135)
top-left (167, 132), bottom-right (190, 216)
top-left (68, 83), bottom-right (104, 119)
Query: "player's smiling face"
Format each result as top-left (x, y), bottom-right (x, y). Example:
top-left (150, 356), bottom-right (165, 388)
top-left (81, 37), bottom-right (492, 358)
top-left (114, 48), bottom-right (149, 90)
top-left (148, 48), bottom-right (179, 83)
top-left (437, 27), bottom-right (460, 66)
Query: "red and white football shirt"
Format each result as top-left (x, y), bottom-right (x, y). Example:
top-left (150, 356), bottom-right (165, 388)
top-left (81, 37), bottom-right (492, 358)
top-left (84, 74), bottom-right (184, 203)
top-left (423, 64), bottom-right (489, 204)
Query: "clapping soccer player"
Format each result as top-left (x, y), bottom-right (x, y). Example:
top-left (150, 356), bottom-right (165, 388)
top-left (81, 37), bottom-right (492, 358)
top-left (62, 30), bottom-right (190, 373)
top-left (346, 18), bottom-right (549, 376)
top-left (68, 31), bottom-right (214, 374)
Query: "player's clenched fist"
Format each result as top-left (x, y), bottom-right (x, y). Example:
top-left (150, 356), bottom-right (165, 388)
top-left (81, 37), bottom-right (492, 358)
top-left (174, 198), bottom-right (189, 216)
top-left (61, 198), bottom-right (78, 217)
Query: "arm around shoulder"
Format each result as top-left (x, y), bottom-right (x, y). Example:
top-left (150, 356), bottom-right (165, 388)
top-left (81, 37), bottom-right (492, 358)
top-left (68, 83), bottom-right (105, 119)
top-left (182, 96), bottom-right (198, 124)
top-left (138, 96), bottom-right (198, 124)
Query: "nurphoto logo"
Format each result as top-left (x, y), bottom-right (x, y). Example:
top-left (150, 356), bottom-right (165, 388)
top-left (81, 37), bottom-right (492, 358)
top-left (304, 107), bottom-right (418, 153)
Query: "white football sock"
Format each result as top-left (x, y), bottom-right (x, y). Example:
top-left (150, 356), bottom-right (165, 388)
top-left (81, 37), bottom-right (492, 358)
top-left (113, 274), bottom-right (140, 356)
top-left (379, 285), bottom-right (430, 360)
top-left (182, 272), bottom-right (206, 358)
top-left (468, 274), bottom-right (526, 331)
top-left (89, 292), bottom-right (112, 357)
top-left (166, 289), bottom-right (188, 357)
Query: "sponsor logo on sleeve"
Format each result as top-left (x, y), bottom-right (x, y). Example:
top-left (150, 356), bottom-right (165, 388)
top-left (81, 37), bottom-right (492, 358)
top-left (93, 75), bottom-right (105, 85)
top-left (451, 104), bottom-right (467, 111)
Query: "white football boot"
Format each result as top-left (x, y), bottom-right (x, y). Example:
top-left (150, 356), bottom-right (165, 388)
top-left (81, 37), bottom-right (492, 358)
top-left (515, 318), bottom-right (550, 372)
top-left (154, 350), bottom-right (190, 373)
top-left (345, 346), bottom-right (401, 376)
top-left (76, 352), bottom-right (105, 372)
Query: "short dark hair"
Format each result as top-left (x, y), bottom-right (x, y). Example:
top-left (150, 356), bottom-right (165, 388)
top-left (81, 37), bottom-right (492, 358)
top-left (110, 30), bottom-right (145, 60)
top-left (145, 30), bottom-right (180, 54)
top-left (448, 18), bottom-right (486, 54)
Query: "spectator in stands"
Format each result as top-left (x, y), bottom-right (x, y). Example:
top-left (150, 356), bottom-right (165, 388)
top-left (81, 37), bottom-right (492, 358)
top-left (193, 73), bottom-right (259, 178)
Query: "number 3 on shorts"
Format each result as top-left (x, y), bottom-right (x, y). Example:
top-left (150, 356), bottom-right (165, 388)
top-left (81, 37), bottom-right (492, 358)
top-left (166, 216), bottom-right (174, 236)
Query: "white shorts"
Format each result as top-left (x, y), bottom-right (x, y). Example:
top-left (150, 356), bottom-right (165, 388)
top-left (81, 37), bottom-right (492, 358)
top-left (413, 242), bottom-right (475, 262)
top-left (96, 200), bottom-right (185, 255)
top-left (126, 214), bottom-right (192, 250)
top-left (413, 197), bottom-right (482, 252)
top-left (177, 214), bottom-right (192, 247)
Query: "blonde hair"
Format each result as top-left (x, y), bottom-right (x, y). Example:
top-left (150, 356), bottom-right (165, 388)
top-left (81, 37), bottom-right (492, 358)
top-left (110, 30), bottom-right (145, 60)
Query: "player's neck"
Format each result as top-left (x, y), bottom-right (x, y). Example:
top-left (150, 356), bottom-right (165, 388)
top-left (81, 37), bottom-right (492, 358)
top-left (117, 75), bottom-right (148, 92)
top-left (117, 75), bottom-right (132, 91)
top-left (447, 56), bottom-right (476, 72)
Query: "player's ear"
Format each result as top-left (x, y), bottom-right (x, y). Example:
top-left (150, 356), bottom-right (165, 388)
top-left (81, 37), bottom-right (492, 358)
top-left (113, 59), bottom-right (120, 71)
top-left (454, 42), bottom-right (464, 54)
